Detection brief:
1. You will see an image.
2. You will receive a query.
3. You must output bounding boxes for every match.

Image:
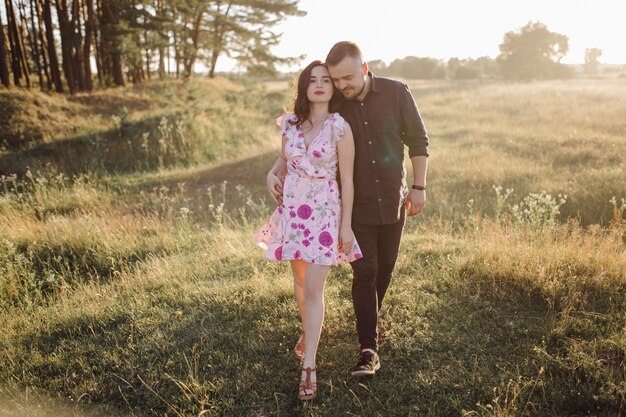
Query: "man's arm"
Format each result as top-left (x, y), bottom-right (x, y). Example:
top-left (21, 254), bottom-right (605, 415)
top-left (267, 156), bottom-right (286, 205)
top-left (267, 130), bottom-right (288, 204)
top-left (399, 82), bottom-right (429, 159)
top-left (406, 155), bottom-right (428, 216)
top-left (398, 83), bottom-right (429, 216)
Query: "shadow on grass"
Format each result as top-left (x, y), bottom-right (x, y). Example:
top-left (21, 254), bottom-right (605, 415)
top-left (7, 251), bottom-right (620, 416)
top-left (122, 150), bottom-right (278, 197)
top-left (0, 113), bottom-right (190, 177)
top-left (65, 92), bottom-right (152, 117)
top-left (1, 242), bottom-right (170, 311)
top-left (110, 150), bottom-right (280, 224)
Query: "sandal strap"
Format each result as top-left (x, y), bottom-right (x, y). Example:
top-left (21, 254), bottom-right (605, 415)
top-left (298, 367), bottom-right (317, 397)
top-left (302, 367), bottom-right (317, 378)
top-left (300, 367), bottom-right (317, 386)
top-left (299, 383), bottom-right (317, 394)
top-left (299, 380), bottom-right (317, 390)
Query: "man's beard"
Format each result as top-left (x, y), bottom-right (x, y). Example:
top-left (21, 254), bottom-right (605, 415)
top-left (342, 80), bottom-right (366, 100)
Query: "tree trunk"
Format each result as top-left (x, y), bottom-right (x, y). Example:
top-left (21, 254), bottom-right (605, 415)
top-left (208, 3), bottom-right (231, 79)
top-left (33, 0), bottom-right (52, 90)
top-left (158, 43), bottom-right (165, 79)
top-left (145, 45), bottom-right (151, 80)
top-left (5, 0), bottom-right (31, 87)
top-left (18, 0), bottom-right (44, 89)
top-left (144, 29), bottom-right (151, 80)
top-left (166, 36), bottom-right (171, 77)
top-left (70, 0), bottom-right (85, 91)
top-left (156, 0), bottom-right (165, 79)
top-left (14, 0), bottom-right (31, 88)
top-left (42, 0), bottom-right (62, 92)
top-left (55, 0), bottom-right (75, 93)
top-left (100, 0), bottom-right (124, 86)
top-left (183, 6), bottom-right (205, 79)
top-left (83, 0), bottom-right (94, 91)
top-left (172, 25), bottom-right (179, 78)
top-left (0, 6), bottom-right (10, 88)
top-left (128, 0), bottom-right (143, 84)
top-left (208, 46), bottom-right (219, 78)
top-left (93, 0), bottom-right (103, 85)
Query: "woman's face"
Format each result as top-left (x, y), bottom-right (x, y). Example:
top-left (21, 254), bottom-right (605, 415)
top-left (306, 65), bottom-right (334, 104)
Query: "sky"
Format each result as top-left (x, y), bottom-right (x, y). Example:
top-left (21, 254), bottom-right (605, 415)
top-left (226, 0), bottom-right (626, 72)
top-left (2, 0), bottom-right (623, 73)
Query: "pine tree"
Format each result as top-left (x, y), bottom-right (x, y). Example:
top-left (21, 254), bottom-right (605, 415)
top-left (0, 6), bottom-right (11, 88)
top-left (42, 0), bottom-right (63, 91)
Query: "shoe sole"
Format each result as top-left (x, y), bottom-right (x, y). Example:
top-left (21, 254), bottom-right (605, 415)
top-left (350, 361), bottom-right (381, 377)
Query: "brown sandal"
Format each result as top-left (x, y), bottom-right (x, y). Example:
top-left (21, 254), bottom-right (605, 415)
top-left (293, 333), bottom-right (305, 361)
top-left (298, 367), bottom-right (317, 400)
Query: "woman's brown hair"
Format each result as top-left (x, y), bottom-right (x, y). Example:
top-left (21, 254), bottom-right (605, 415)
top-left (289, 60), bottom-right (342, 128)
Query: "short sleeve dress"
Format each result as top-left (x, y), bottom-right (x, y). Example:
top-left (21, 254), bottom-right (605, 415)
top-left (253, 112), bottom-right (363, 265)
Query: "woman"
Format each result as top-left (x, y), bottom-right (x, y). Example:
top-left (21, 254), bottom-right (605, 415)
top-left (254, 60), bottom-right (362, 400)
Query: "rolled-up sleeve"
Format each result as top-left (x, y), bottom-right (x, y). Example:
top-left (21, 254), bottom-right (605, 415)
top-left (399, 83), bottom-right (429, 158)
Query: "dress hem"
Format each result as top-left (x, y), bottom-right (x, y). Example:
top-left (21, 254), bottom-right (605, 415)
top-left (263, 252), bottom-right (362, 266)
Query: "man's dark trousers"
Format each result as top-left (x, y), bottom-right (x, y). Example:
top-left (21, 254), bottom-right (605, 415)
top-left (350, 206), bottom-right (406, 351)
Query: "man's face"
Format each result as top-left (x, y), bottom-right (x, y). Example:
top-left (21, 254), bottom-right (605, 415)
top-left (327, 56), bottom-right (368, 100)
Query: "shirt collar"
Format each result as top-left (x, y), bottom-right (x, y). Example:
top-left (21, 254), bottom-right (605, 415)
top-left (368, 71), bottom-right (381, 93)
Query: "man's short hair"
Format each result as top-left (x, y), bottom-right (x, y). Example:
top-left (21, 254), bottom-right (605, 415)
top-left (325, 41), bottom-right (363, 66)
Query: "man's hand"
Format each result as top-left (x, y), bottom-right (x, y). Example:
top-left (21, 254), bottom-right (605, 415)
top-left (266, 170), bottom-right (284, 205)
top-left (405, 189), bottom-right (425, 216)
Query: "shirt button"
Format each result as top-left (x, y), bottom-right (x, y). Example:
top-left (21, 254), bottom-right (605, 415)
top-left (368, 141), bottom-right (372, 145)
top-left (371, 160), bottom-right (376, 164)
top-left (364, 121), bottom-right (368, 125)
top-left (360, 102), bottom-right (364, 106)
top-left (378, 198), bottom-right (382, 202)
top-left (375, 179), bottom-right (379, 183)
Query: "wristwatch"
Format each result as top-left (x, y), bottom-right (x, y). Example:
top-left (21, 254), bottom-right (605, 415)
top-left (411, 185), bottom-right (426, 191)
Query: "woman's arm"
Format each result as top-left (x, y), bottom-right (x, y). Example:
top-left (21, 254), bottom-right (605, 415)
top-left (337, 122), bottom-right (356, 251)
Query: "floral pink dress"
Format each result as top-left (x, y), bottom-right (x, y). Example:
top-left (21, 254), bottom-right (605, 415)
top-left (253, 112), bottom-right (363, 265)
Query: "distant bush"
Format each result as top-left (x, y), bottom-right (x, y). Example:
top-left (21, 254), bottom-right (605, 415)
top-left (497, 21), bottom-right (573, 80)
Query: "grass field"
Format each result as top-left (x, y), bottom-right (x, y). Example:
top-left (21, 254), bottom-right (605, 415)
top-left (0, 77), bottom-right (625, 416)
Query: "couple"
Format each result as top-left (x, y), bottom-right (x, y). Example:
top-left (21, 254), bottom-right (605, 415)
top-left (254, 41), bottom-right (429, 400)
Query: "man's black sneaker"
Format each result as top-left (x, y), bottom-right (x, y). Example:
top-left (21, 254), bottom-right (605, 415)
top-left (350, 350), bottom-right (381, 377)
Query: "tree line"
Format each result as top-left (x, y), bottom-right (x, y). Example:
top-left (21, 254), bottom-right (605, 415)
top-left (0, 13), bottom-right (610, 93)
top-left (371, 22), bottom-right (606, 81)
top-left (0, 0), bottom-right (304, 93)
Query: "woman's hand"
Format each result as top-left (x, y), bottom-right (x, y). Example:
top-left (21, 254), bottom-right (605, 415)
top-left (339, 225), bottom-right (355, 253)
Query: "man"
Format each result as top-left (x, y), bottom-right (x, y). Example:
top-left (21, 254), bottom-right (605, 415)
top-left (325, 41), bottom-right (429, 377)
top-left (267, 41), bottom-right (429, 377)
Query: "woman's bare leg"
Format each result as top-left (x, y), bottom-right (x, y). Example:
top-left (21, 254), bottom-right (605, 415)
top-left (301, 263), bottom-right (331, 393)
top-left (290, 260), bottom-right (307, 330)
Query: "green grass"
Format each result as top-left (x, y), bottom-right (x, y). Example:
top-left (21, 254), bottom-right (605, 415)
top-left (413, 79), bottom-right (626, 226)
top-left (0, 77), bottom-right (625, 416)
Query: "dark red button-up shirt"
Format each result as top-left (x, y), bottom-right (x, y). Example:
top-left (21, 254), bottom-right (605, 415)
top-left (339, 72), bottom-right (429, 226)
